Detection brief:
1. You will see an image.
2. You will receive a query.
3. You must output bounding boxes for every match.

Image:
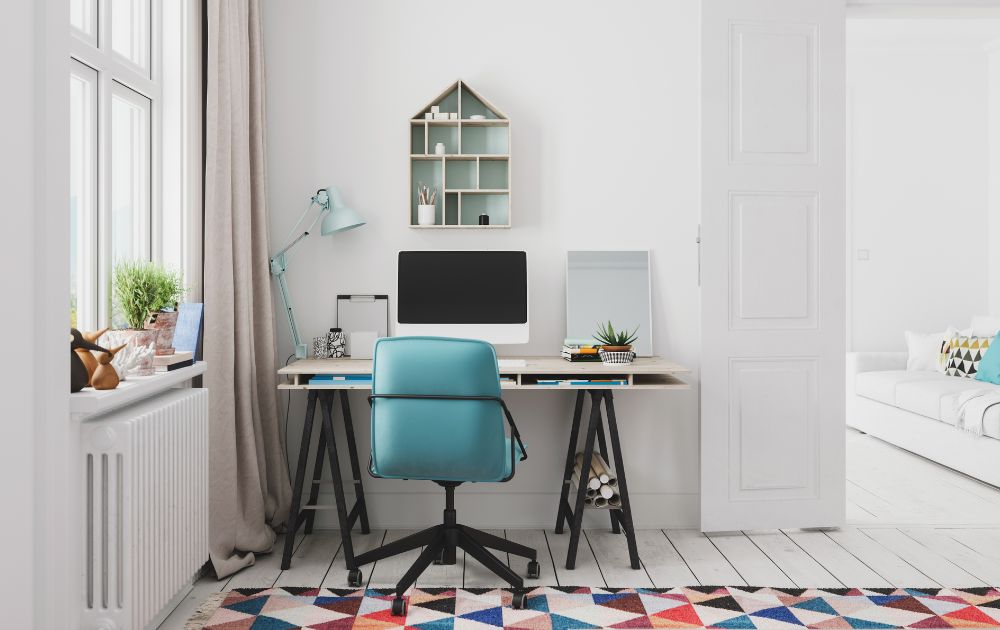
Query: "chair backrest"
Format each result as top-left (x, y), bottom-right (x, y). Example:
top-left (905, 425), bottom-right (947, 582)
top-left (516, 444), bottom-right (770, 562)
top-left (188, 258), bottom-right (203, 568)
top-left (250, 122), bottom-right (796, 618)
top-left (370, 336), bottom-right (507, 482)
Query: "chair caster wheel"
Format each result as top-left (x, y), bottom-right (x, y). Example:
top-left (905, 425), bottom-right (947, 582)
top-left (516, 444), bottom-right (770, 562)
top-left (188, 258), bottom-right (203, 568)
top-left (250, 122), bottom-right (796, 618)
top-left (527, 560), bottom-right (540, 579)
top-left (511, 592), bottom-right (527, 609)
top-left (391, 597), bottom-right (407, 616)
top-left (347, 568), bottom-right (363, 587)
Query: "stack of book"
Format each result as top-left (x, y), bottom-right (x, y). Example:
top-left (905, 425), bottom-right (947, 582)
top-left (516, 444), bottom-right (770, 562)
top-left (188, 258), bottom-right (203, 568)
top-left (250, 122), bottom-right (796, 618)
top-left (561, 344), bottom-right (601, 362)
top-left (153, 351), bottom-right (195, 373)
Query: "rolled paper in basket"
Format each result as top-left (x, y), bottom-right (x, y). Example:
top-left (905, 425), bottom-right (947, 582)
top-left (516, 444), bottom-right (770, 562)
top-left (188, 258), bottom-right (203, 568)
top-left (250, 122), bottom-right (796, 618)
top-left (575, 453), bottom-right (603, 490)
top-left (584, 496), bottom-right (593, 506)
top-left (599, 484), bottom-right (614, 500)
top-left (572, 469), bottom-right (598, 497)
top-left (593, 496), bottom-right (608, 508)
top-left (592, 453), bottom-right (615, 485)
top-left (608, 493), bottom-right (621, 507)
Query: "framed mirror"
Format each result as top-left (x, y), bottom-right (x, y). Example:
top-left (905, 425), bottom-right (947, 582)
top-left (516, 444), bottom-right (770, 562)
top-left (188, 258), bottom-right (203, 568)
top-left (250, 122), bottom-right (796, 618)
top-left (565, 250), bottom-right (653, 356)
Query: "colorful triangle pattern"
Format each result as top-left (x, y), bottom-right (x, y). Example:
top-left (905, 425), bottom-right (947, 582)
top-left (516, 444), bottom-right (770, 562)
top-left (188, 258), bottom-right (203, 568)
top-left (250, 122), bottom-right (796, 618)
top-left (198, 586), bottom-right (1000, 629)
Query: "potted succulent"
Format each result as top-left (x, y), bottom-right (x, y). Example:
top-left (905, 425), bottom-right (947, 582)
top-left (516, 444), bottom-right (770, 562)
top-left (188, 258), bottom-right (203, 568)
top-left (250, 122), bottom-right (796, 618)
top-left (101, 261), bottom-right (185, 376)
top-left (594, 321), bottom-right (639, 365)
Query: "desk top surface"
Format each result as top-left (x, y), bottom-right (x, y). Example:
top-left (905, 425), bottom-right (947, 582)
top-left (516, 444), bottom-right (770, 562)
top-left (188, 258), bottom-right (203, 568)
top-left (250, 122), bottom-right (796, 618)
top-left (279, 356), bottom-right (690, 376)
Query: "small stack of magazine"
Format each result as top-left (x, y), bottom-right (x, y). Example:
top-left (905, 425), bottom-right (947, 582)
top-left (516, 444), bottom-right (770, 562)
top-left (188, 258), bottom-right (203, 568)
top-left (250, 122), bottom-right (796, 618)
top-left (561, 343), bottom-right (601, 362)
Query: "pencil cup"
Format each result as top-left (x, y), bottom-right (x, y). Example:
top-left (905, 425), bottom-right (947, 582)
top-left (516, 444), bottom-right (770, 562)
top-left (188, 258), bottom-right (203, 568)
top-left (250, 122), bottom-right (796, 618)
top-left (417, 204), bottom-right (436, 226)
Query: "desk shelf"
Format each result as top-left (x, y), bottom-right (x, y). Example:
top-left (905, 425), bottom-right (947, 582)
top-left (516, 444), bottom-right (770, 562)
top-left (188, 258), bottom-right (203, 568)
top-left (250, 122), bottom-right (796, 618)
top-left (278, 357), bottom-right (690, 391)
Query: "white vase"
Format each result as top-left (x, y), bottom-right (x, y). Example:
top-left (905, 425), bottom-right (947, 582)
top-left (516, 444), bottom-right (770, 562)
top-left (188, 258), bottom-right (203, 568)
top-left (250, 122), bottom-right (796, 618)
top-left (417, 204), bottom-right (436, 226)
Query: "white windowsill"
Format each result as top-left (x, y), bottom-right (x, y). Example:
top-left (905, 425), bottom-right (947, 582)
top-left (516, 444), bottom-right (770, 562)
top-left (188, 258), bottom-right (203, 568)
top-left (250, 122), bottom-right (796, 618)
top-left (69, 361), bottom-right (207, 419)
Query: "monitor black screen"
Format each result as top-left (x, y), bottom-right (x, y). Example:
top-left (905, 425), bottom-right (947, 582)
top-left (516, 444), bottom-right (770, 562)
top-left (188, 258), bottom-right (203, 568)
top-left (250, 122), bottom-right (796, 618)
top-left (397, 251), bottom-right (528, 324)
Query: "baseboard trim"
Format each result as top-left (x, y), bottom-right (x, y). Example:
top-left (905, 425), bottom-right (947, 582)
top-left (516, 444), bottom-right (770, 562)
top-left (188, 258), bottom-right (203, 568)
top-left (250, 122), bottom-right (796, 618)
top-left (304, 490), bottom-right (698, 530)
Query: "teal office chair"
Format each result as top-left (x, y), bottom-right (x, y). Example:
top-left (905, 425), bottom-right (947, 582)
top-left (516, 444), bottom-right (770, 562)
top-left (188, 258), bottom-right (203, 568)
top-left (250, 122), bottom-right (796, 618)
top-left (350, 337), bottom-right (539, 615)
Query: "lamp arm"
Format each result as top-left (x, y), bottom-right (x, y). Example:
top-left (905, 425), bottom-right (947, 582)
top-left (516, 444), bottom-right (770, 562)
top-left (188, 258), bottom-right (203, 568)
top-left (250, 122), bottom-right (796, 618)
top-left (268, 197), bottom-right (329, 360)
top-left (273, 267), bottom-right (308, 358)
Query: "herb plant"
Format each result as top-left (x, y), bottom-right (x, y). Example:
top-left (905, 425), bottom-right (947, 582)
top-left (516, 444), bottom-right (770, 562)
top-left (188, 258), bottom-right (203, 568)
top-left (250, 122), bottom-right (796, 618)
top-left (113, 260), bottom-right (185, 329)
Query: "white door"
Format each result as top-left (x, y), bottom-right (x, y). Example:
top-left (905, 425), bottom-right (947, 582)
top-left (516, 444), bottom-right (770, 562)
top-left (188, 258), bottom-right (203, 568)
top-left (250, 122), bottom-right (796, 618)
top-left (701, 0), bottom-right (847, 531)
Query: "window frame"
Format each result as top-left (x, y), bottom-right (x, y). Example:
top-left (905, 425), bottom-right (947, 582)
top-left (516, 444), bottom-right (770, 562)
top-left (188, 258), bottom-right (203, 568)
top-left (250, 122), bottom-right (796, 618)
top-left (70, 0), bottom-right (202, 330)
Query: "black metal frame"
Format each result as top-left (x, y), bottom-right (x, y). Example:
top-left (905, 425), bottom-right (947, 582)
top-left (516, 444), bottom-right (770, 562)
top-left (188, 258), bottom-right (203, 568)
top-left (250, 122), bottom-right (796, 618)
top-left (354, 392), bottom-right (536, 601)
top-left (281, 389), bottom-right (371, 571)
top-left (554, 390), bottom-right (640, 569)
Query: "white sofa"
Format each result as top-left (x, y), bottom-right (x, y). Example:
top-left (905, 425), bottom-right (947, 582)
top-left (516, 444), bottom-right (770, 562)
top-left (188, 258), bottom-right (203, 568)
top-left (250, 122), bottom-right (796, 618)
top-left (846, 316), bottom-right (1000, 487)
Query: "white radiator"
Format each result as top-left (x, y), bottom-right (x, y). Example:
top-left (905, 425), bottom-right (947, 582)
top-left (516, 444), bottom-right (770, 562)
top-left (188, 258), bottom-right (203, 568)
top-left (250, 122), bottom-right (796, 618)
top-left (79, 387), bottom-right (209, 630)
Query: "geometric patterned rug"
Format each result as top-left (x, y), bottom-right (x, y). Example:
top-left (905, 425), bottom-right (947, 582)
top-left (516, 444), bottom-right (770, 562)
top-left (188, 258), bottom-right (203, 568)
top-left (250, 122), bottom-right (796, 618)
top-left (190, 586), bottom-right (1000, 629)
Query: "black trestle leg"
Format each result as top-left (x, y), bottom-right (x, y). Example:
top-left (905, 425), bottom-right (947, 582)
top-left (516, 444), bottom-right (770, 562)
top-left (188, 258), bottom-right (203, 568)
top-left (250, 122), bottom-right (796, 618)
top-left (320, 392), bottom-right (357, 570)
top-left (595, 420), bottom-right (620, 534)
top-left (303, 422), bottom-right (327, 535)
top-left (282, 390), bottom-right (318, 570)
top-left (555, 391), bottom-right (586, 534)
top-left (566, 391), bottom-right (602, 569)
top-left (603, 391), bottom-right (641, 569)
top-left (339, 390), bottom-right (371, 534)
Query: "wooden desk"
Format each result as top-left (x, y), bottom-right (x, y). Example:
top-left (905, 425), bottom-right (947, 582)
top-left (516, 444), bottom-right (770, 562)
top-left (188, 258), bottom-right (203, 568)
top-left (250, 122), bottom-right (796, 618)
top-left (277, 356), bottom-right (690, 576)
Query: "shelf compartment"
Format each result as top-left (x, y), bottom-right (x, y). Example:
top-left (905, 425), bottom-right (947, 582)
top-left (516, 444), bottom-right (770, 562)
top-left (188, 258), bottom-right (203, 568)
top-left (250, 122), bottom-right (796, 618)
top-left (461, 125), bottom-right (508, 155)
top-left (478, 159), bottom-right (508, 190)
top-left (461, 84), bottom-right (503, 119)
top-left (427, 125), bottom-right (459, 155)
top-left (444, 193), bottom-right (459, 225)
top-left (410, 159), bottom-right (443, 226)
top-left (460, 192), bottom-right (509, 226)
top-left (410, 123), bottom-right (426, 154)
top-left (444, 158), bottom-right (476, 190)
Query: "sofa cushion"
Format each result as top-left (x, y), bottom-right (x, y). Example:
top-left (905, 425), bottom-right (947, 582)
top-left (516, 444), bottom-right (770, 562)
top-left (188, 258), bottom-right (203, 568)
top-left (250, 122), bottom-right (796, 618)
top-left (854, 370), bottom-right (944, 406)
top-left (895, 377), bottom-right (983, 422)
top-left (945, 335), bottom-right (992, 378)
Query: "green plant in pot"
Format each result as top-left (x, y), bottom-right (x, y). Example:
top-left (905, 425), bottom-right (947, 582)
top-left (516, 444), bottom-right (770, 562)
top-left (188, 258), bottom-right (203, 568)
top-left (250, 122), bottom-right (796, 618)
top-left (594, 321), bottom-right (639, 364)
top-left (103, 261), bottom-right (185, 376)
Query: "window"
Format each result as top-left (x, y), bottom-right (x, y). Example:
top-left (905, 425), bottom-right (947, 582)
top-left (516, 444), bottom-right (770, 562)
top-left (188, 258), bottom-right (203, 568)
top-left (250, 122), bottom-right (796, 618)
top-left (70, 0), bottom-right (199, 330)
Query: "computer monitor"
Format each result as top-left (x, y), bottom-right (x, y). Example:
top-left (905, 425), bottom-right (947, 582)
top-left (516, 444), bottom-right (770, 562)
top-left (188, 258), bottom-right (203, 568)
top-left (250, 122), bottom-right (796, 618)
top-left (396, 250), bottom-right (529, 344)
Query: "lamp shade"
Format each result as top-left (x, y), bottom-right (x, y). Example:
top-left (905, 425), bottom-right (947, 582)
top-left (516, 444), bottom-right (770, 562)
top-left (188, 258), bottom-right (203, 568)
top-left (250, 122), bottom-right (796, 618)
top-left (320, 186), bottom-right (366, 235)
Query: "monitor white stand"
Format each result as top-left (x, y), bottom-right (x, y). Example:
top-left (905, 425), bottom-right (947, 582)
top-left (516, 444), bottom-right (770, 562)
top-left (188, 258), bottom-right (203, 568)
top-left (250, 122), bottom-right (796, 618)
top-left (498, 358), bottom-right (528, 368)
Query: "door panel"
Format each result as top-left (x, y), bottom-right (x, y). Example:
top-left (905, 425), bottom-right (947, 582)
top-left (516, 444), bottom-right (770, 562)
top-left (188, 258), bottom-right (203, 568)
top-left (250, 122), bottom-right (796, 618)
top-left (702, 0), bottom-right (846, 532)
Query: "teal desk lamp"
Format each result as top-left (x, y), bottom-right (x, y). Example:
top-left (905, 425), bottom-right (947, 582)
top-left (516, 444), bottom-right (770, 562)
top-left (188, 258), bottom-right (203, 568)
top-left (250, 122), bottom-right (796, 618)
top-left (270, 187), bottom-right (365, 358)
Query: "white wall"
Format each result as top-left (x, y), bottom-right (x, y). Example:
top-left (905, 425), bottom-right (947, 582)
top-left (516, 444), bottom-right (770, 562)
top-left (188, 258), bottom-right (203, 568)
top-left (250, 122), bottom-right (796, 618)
top-left (989, 43), bottom-right (1000, 316)
top-left (848, 19), bottom-right (1000, 351)
top-left (0, 0), bottom-right (70, 626)
top-left (262, 0), bottom-right (702, 528)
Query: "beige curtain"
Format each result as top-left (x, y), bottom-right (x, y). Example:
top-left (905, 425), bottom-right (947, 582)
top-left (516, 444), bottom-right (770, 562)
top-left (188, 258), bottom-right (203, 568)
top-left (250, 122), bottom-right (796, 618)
top-left (204, 0), bottom-right (291, 579)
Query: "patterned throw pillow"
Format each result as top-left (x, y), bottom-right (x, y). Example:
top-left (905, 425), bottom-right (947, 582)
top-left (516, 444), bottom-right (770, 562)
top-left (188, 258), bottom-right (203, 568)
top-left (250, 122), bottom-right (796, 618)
top-left (945, 335), bottom-right (993, 378)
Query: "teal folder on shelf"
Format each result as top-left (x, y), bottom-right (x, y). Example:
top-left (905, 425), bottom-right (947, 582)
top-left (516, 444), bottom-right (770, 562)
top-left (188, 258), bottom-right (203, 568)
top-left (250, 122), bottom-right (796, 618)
top-left (309, 374), bottom-right (373, 386)
top-left (536, 379), bottom-right (628, 387)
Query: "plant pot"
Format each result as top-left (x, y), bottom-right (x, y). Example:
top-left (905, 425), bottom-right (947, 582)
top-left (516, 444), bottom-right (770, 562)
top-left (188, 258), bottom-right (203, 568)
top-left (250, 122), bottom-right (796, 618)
top-left (100, 328), bottom-right (159, 377)
top-left (145, 310), bottom-right (178, 355)
top-left (417, 204), bottom-right (436, 226)
top-left (599, 346), bottom-right (636, 365)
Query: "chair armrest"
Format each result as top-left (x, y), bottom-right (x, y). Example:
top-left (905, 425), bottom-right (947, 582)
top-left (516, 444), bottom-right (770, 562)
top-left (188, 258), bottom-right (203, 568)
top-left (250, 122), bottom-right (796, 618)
top-left (499, 399), bottom-right (527, 462)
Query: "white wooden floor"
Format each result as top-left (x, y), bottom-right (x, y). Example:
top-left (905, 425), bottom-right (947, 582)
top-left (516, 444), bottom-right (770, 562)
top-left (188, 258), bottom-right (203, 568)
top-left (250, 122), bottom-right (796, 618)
top-left (159, 429), bottom-right (1000, 628)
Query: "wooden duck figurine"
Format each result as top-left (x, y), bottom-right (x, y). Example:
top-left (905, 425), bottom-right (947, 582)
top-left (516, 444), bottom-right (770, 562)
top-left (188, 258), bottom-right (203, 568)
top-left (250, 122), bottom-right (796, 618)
top-left (71, 328), bottom-right (109, 393)
top-left (73, 327), bottom-right (109, 387)
top-left (92, 344), bottom-right (127, 390)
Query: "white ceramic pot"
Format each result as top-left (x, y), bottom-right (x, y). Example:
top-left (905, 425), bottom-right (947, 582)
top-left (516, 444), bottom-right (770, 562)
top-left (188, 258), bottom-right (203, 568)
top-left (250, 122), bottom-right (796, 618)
top-left (417, 204), bottom-right (436, 226)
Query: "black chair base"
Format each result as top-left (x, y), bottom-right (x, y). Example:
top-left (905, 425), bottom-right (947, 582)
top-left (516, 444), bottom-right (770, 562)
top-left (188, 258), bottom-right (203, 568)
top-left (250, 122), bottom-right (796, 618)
top-left (352, 483), bottom-right (538, 614)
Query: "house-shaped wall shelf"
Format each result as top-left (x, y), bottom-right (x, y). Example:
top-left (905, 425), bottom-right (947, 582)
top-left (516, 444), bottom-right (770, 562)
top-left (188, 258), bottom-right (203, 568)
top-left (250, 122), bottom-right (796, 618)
top-left (409, 80), bottom-right (510, 228)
